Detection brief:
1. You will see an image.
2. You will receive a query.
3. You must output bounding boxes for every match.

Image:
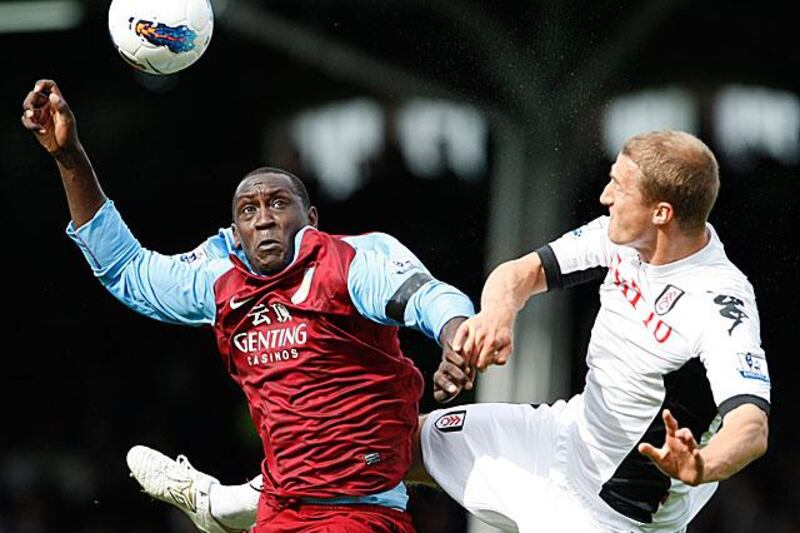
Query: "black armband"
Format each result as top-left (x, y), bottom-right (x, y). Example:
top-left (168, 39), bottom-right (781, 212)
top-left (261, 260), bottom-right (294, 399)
top-left (535, 244), bottom-right (606, 291)
top-left (718, 394), bottom-right (770, 418)
top-left (385, 272), bottom-right (434, 323)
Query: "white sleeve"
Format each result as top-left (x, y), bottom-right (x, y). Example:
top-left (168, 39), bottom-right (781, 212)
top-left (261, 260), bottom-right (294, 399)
top-left (695, 282), bottom-right (770, 416)
top-left (537, 216), bottom-right (614, 290)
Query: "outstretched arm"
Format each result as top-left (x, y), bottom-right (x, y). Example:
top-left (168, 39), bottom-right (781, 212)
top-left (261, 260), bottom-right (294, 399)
top-left (343, 233), bottom-right (476, 403)
top-left (20, 79), bottom-right (106, 227)
top-left (432, 251), bottom-right (547, 403)
top-left (638, 404), bottom-right (768, 486)
top-left (453, 250), bottom-right (547, 369)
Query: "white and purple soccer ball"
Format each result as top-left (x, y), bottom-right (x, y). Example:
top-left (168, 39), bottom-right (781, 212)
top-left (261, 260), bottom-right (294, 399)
top-left (108, 0), bottom-right (214, 75)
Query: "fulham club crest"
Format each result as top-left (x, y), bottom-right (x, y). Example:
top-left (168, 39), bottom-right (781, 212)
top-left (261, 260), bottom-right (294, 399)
top-left (655, 284), bottom-right (685, 316)
top-left (434, 410), bottom-right (466, 433)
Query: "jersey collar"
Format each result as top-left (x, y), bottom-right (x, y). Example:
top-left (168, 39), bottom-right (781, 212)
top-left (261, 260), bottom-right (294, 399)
top-left (236, 225), bottom-right (317, 276)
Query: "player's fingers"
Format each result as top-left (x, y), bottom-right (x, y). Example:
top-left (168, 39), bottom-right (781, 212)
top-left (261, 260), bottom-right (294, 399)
top-left (487, 338), bottom-right (512, 364)
top-left (433, 386), bottom-right (451, 404)
top-left (21, 113), bottom-right (37, 132)
top-left (476, 336), bottom-right (496, 370)
top-left (451, 321), bottom-right (470, 352)
top-left (460, 324), bottom-right (476, 356)
top-left (49, 91), bottom-right (69, 113)
top-left (34, 79), bottom-right (57, 95)
top-left (464, 365), bottom-right (476, 390)
top-left (32, 80), bottom-right (57, 119)
top-left (22, 110), bottom-right (49, 135)
top-left (465, 326), bottom-right (486, 364)
top-left (440, 361), bottom-right (471, 388)
top-left (21, 110), bottom-right (41, 130)
top-left (638, 442), bottom-right (664, 462)
top-left (663, 409), bottom-right (678, 435)
top-left (434, 365), bottom-right (462, 392)
top-left (444, 348), bottom-right (467, 368)
top-left (22, 90), bottom-right (46, 111)
top-left (444, 350), bottom-right (475, 389)
top-left (433, 372), bottom-right (460, 403)
top-left (675, 428), bottom-right (697, 448)
top-left (23, 101), bottom-right (55, 133)
top-left (478, 328), bottom-right (508, 367)
top-left (22, 91), bottom-right (48, 120)
top-left (47, 81), bottom-right (65, 99)
top-left (35, 91), bottom-right (51, 108)
top-left (494, 344), bottom-right (513, 366)
top-left (432, 382), bottom-right (446, 403)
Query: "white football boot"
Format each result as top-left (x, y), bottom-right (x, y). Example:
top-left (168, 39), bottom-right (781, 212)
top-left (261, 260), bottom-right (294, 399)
top-left (126, 445), bottom-right (238, 533)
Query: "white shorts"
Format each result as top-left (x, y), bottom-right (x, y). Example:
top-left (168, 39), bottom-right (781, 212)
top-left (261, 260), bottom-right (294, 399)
top-left (421, 401), bottom-right (601, 532)
top-left (420, 402), bottom-right (712, 533)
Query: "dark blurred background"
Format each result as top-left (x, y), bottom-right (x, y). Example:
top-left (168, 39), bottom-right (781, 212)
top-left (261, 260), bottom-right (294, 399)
top-left (1, 1), bottom-right (798, 531)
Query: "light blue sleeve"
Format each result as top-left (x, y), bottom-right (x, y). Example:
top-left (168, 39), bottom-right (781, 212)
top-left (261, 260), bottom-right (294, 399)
top-left (66, 200), bottom-right (232, 326)
top-left (171, 226), bottom-right (239, 264)
top-left (343, 233), bottom-right (475, 343)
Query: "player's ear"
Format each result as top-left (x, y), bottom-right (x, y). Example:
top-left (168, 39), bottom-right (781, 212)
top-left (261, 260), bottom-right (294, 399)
top-left (307, 206), bottom-right (319, 228)
top-left (652, 202), bottom-right (673, 227)
top-left (231, 223), bottom-right (242, 248)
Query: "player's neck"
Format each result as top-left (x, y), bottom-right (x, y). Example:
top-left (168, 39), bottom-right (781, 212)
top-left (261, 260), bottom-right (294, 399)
top-left (640, 226), bottom-right (710, 266)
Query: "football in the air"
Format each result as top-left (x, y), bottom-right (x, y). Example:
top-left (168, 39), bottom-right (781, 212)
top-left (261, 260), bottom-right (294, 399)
top-left (108, 0), bottom-right (214, 75)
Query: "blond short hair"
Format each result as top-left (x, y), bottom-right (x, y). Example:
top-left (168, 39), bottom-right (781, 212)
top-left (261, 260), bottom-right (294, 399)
top-left (622, 130), bottom-right (719, 232)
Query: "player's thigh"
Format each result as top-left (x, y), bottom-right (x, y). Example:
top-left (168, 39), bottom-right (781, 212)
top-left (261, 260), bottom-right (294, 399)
top-left (310, 509), bottom-right (413, 533)
top-left (406, 415), bottom-right (434, 485)
top-left (420, 402), bottom-right (565, 530)
top-left (514, 484), bottom-right (603, 533)
top-left (255, 505), bottom-right (414, 533)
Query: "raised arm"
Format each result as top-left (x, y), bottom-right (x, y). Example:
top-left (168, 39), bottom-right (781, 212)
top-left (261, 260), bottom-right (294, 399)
top-left (22, 79), bottom-right (226, 327)
top-left (20, 79), bottom-right (106, 227)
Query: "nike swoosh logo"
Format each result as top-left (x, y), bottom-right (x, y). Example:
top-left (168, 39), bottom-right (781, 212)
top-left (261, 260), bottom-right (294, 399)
top-left (229, 296), bottom-right (254, 310)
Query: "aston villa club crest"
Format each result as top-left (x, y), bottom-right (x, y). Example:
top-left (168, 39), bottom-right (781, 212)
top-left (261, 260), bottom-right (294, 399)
top-left (655, 284), bottom-right (685, 316)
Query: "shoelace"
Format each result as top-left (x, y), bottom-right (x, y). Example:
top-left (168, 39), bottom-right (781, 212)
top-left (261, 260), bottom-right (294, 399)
top-left (164, 456), bottom-right (199, 512)
top-left (176, 455), bottom-right (193, 471)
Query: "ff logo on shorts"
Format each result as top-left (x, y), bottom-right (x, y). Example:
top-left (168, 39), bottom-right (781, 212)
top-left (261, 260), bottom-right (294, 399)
top-left (434, 410), bottom-right (466, 433)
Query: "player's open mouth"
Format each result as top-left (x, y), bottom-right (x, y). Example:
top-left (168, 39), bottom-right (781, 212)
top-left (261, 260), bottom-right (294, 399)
top-left (257, 240), bottom-right (281, 251)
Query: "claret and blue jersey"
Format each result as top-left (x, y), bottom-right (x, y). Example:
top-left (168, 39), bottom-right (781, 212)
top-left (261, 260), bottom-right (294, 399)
top-left (67, 199), bottom-right (474, 512)
top-left (67, 200), bottom-right (471, 334)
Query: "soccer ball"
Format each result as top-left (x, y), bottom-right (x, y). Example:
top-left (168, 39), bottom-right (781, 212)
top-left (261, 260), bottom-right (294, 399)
top-left (108, 0), bottom-right (214, 75)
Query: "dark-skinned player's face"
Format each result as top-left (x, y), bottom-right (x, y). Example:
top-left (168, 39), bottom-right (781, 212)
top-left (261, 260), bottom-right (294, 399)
top-left (232, 173), bottom-right (318, 275)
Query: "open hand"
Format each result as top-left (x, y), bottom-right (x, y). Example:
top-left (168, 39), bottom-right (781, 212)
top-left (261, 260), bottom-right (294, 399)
top-left (638, 409), bottom-right (704, 486)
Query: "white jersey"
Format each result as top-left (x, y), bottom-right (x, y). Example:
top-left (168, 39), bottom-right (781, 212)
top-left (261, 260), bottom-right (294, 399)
top-left (538, 216), bottom-right (770, 530)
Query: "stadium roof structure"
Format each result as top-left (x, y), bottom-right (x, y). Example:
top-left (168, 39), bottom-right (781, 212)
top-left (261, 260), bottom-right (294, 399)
top-left (211, 0), bottom-right (799, 111)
